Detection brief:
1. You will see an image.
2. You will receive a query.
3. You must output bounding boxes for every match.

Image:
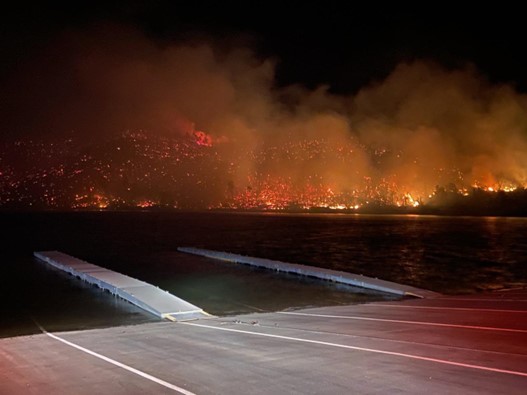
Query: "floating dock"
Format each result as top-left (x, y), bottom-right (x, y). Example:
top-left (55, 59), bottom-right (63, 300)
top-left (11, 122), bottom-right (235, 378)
top-left (178, 247), bottom-right (440, 298)
top-left (34, 251), bottom-right (210, 321)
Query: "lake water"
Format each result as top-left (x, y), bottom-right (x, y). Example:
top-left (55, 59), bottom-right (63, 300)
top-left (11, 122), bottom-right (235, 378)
top-left (1, 211), bottom-right (526, 337)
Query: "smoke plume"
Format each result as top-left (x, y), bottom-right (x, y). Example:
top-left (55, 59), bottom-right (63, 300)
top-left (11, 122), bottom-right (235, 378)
top-left (2, 24), bottom-right (527, 207)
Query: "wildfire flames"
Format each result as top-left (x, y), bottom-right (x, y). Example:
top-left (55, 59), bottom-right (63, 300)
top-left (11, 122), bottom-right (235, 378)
top-left (1, 130), bottom-right (525, 211)
top-left (1, 27), bottom-right (526, 212)
top-left (219, 138), bottom-right (526, 211)
top-left (193, 131), bottom-right (213, 147)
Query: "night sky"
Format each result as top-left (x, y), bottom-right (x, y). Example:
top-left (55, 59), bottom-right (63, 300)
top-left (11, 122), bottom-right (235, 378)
top-left (2, 2), bottom-right (526, 96)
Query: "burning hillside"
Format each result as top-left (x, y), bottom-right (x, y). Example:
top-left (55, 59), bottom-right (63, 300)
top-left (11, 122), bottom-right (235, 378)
top-left (1, 27), bottom-right (526, 213)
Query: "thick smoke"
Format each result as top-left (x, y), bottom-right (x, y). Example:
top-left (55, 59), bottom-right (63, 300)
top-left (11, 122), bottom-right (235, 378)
top-left (3, 24), bottom-right (527, 204)
top-left (352, 62), bottom-right (527, 194)
top-left (2, 25), bottom-right (273, 140)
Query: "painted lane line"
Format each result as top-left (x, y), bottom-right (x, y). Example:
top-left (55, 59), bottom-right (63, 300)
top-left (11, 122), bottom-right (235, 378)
top-left (42, 330), bottom-right (195, 394)
top-left (494, 287), bottom-right (527, 292)
top-left (278, 311), bottom-right (527, 333)
top-left (180, 322), bottom-right (527, 378)
top-left (257, 321), bottom-right (527, 358)
top-left (367, 304), bottom-right (527, 314)
top-left (440, 298), bottom-right (527, 302)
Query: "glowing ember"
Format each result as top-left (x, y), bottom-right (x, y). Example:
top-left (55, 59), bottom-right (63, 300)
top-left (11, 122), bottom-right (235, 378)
top-left (194, 131), bottom-right (213, 147)
top-left (0, 131), bottom-right (526, 211)
top-left (136, 200), bottom-right (156, 208)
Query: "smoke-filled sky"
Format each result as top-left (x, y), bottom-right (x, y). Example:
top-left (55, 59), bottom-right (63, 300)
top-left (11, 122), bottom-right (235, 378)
top-left (1, 3), bottom-right (527, 205)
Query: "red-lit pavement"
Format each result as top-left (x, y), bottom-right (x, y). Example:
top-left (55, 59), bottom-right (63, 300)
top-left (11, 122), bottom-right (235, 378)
top-left (1, 289), bottom-right (527, 394)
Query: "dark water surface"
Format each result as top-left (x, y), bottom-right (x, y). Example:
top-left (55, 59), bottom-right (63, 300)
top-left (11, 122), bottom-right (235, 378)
top-left (1, 211), bottom-right (526, 337)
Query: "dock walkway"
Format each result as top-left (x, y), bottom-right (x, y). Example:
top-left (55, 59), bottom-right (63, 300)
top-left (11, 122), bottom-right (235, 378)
top-left (178, 247), bottom-right (440, 298)
top-left (34, 251), bottom-right (209, 321)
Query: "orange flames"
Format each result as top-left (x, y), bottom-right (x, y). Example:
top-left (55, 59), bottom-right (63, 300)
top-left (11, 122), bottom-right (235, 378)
top-left (193, 131), bottom-right (213, 147)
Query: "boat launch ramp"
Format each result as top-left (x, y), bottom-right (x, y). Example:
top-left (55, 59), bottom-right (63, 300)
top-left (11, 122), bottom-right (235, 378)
top-left (2, 288), bottom-right (527, 394)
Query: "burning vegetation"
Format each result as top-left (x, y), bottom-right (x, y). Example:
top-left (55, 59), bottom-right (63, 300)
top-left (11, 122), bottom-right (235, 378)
top-left (1, 130), bottom-right (526, 215)
top-left (1, 26), bottom-right (526, 214)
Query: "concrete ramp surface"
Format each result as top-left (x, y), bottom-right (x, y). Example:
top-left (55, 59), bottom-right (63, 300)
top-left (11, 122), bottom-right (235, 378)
top-left (2, 288), bottom-right (527, 394)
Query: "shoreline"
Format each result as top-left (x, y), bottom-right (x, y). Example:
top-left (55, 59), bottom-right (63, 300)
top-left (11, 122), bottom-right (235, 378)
top-left (2, 206), bottom-right (527, 218)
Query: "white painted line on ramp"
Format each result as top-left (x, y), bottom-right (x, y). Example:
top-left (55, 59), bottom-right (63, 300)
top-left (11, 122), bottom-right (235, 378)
top-left (369, 304), bottom-right (527, 314)
top-left (181, 322), bottom-right (527, 378)
top-left (279, 311), bottom-right (527, 333)
top-left (40, 329), bottom-right (195, 394)
top-left (439, 297), bottom-right (527, 302)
